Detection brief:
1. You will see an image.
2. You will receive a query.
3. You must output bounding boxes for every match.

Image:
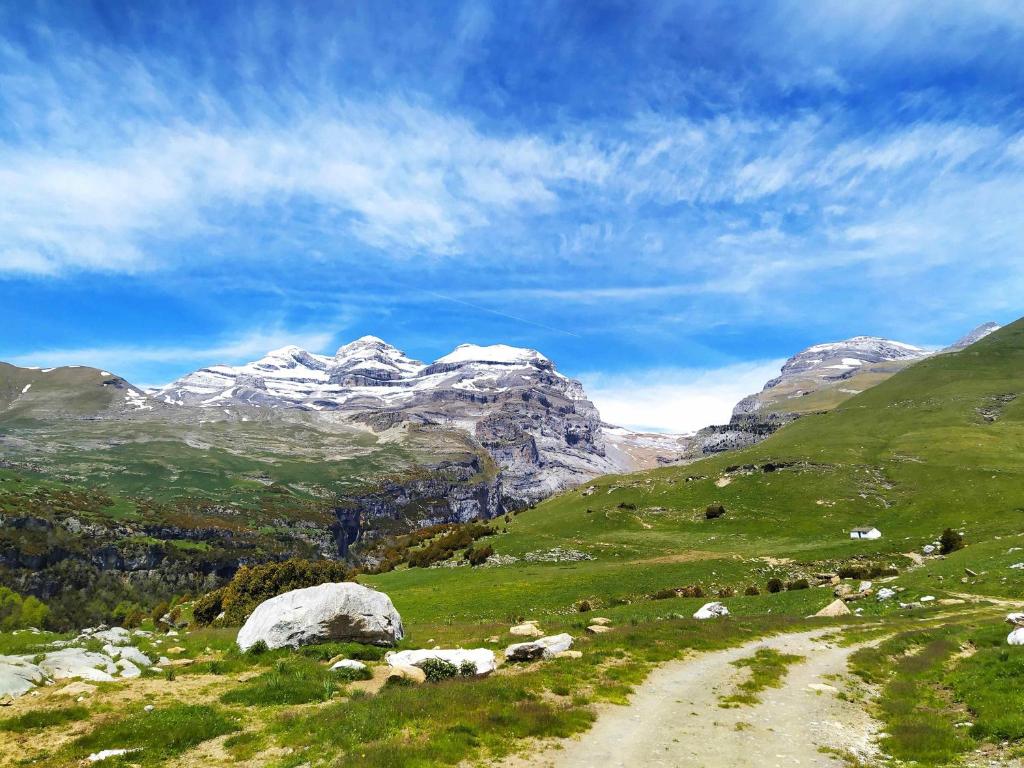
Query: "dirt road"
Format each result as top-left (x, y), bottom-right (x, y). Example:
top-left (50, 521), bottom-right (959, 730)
top-left (508, 629), bottom-right (879, 768)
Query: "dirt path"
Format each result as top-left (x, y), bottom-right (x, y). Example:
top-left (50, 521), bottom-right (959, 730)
top-left (503, 629), bottom-right (880, 768)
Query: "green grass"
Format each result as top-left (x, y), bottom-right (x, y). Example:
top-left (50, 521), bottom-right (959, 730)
top-left (221, 657), bottom-right (342, 706)
top-left (720, 648), bottom-right (804, 706)
top-left (65, 704), bottom-right (240, 766)
top-left (0, 706), bottom-right (88, 732)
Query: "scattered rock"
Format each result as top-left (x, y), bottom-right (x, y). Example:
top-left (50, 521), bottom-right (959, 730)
top-left (165, 647), bottom-right (186, 655)
top-left (1006, 613), bottom-right (1024, 627)
top-left (807, 683), bottom-right (838, 693)
top-left (104, 645), bottom-right (153, 668)
top-left (144, 704), bottom-right (154, 713)
top-left (556, 650), bottom-right (583, 659)
top-left (586, 624), bottom-right (612, 634)
top-left (385, 664), bottom-right (426, 685)
top-left (814, 599), bottom-right (851, 618)
top-left (1008, 627), bottom-right (1024, 646)
top-left (505, 633), bottom-right (574, 662)
top-left (920, 595), bottom-right (935, 603)
top-left (329, 659), bottom-right (368, 672)
top-left (237, 582), bottom-right (404, 651)
top-left (509, 621), bottom-right (544, 638)
top-left (39, 649), bottom-right (117, 682)
top-left (386, 648), bottom-right (496, 676)
top-left (589, 617), bottom-right (612, 626)
top-left (876, 587), bottom-right (897, 602)
top-left (0, 656), bottom-right (43, 698)
top-left (693, 602), bottom-right (729, 620)
top-left (87, 748), bottom-right (141, 763)
top-left (117, 659), bottom-right (142, 679)
top-left (61, 681), bottom-right (98, 697)
top-left (965, 567), bottom-right (978, 577)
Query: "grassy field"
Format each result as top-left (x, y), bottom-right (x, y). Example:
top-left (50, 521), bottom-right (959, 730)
top-left (3, 321), bottom-right (1024, 766)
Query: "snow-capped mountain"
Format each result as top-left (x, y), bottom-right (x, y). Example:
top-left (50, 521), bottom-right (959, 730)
top-left (733, 335), bottom-right (930, 417)
top-left (153, 336), bottom-right (632, 500)
top-left (944, 322), bottom-right (1002, 352)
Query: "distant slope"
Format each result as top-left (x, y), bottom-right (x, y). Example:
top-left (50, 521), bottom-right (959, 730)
top-left (368, 317), bottom-right (1024, 621)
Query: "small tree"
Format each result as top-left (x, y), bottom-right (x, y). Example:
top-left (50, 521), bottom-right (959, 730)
top-left (766, 578), bottom-right (784, 594)
top-left (939, 528), bottom-right (965, 554)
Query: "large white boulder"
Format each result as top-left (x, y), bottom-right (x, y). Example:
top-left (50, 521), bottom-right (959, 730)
top-left (386, 648), bottom-right (496, 676)
top-left (39, 649), bottom-right (118, 682)
top-left (236, 582), bottom-right (403, 651)
top-left (1005, 613), bottom-right (1024, 627)
top-left (505, 633), bottom-right (574, 662)
top-left (0, 655), bottom-right (44, 698)
top-left (1008, 627), bottom-right (1024, 646)
top-left (693, 602), bottom-right (730, 620)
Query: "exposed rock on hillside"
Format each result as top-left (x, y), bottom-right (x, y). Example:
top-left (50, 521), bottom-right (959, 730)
top-left (236, 582), bottom-right (403, 650)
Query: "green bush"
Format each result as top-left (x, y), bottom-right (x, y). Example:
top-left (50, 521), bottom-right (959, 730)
top-left (0, 586), bottom-right (49, 631)
top-left (744, 585), bottom-right (760, 596)
top-left (940, 528), bottom-right (964, 554)
top-left (464, 544), bottom-right (494, 566)
top-left (419, 658), bottom-right (459, 682)
top-left (459, 660), bottom-right (477, 677)
top-left (705, 503), bottom-right (726, 520)
top-left (766, 578), bottom-right (784, 594)
top-left (332, 665), bottom-right (373, 683)
top-left (407, 524), bottom-right (494, 569)
top-left (195, 558), bottom-right (354, 626)
top-left (786, 579), bottom-right (810, 591)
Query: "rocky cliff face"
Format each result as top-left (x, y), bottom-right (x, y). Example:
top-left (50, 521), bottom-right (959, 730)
top-left (153, 337), bottom-right (624, 503)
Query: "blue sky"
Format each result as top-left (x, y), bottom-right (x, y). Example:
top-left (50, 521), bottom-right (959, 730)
top-left (2, 1), bottom-right (1023, 431)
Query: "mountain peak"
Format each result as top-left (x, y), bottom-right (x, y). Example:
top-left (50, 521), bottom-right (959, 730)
top-left (433, 343), bottom-right (549, 366)
top-left (945, 322), bottom-right (1001, 352)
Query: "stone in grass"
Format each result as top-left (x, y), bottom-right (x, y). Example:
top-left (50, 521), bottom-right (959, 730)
top-left (329, 659), bottom-right (368, 672)
top-left (505, 633), bottom-right (574, 662)
top-left (1005, 613), bottom-right (1024, 627)
top-left (693, 602), bottom-right (730, 620)
top-left (876, 587), bottom-right (897, 602)
top-left (237, 582), bottom-right (403, 651)
top-left (586, 625), bottom-right (612, 634)
top-left (509, 621), bottom-right (544, 638)
top-left (87, 748), bottom-right (141, 763)
top-left (386, 648), bottom-right (496, 676)
top-left (0, 656), bottom-right (44, 698)
top-left (1008, 627), bottom-right (1024, 646)
top-left (814, 599), bottom-right (851, 618)
top-left (385, 665), bottom-right (426, 685)
top-left (39, 649), bottom-right (118, 682)
top-left (588, 617), bottom-right (612, 626)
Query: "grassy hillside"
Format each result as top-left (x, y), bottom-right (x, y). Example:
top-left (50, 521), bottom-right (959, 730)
top-left (370, 317), bottom-right (1024, 622)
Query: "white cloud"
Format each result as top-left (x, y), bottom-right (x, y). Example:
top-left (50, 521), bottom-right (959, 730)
top-left (579, 360), bottom-right (785, 434)
top-left (3, 326), bottom-right (339, 384)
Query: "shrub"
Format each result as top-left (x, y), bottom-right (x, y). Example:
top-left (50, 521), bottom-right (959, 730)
top-left (651, 588), bottom-right (678, 600)
top-left (206, 558), bottom-right (354, 625)
top-left (0, 587), bottom-right (50, 631)
top-left (786, 579), bottom-right (810, 591)
top-left (577, 600), bottom-right (592, 613)
top-left (617, 502), bottom-right (637, 510)
top-left (717, 587), bottom-right (735, 598)
top-left (458, 661), bottom-right (477, 677)
top-left (940, 528), bottom-right (964, 554)
top-left (766, 578), bottom-right (784, 594)
top-left (679, 585), bottom-right (704, 598)
top-left (246, 640), bottom-right (269, 656)
top-left (744, 585), bottom-right (760, 596)
top-left (192, 589), bottom-right (224, 626)
top-left (464, 544), bottom-right (494, 566)
top-left (705, 503), bottom-right (726, 520)
top-left (407, 523), bottom-right (494, 569)
top-left (332, 665), bottom-right (373, 683)
top-left (419, 658), bottom-right (459, 683)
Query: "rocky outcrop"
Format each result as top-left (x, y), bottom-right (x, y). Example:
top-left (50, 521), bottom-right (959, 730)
top-left (505, 633), bottom-right (573, 661)
top-left (386, 647), bottom-right (497, 676)
top-left (236, 582), bottom-right (403, 650)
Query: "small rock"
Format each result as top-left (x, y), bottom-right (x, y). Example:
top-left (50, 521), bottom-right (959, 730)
top-left (166, 647), bottom-right (186, 655)
top-left (876, 587), bottom-right (897, 602)
top-left (509, 622), bottom-right (544, 638)
top-left (693, 602), bottom-right (729, 620)
top-left (586, 624), bottom-right (612, 634)
top-left (144, 704), bottom-right (154, 712)
top-left (589, 617), bottom-right (612, 626)
top-left (814, 599), bottom-right (851, 618)
top-left (386, 648), bottom-right (497, 676)
top-left (920, 595), bottom-right (935, 603)
top-left (385, 664), bottom-right (426, 685)
top-left (505, 633), bottom-right (574, 662)
top-left (87, 748), bottom-right (141, 763)
top-left (808, 683), bottom-right (838, 693)
top-left (329, 659), bottom-right (368, 672)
